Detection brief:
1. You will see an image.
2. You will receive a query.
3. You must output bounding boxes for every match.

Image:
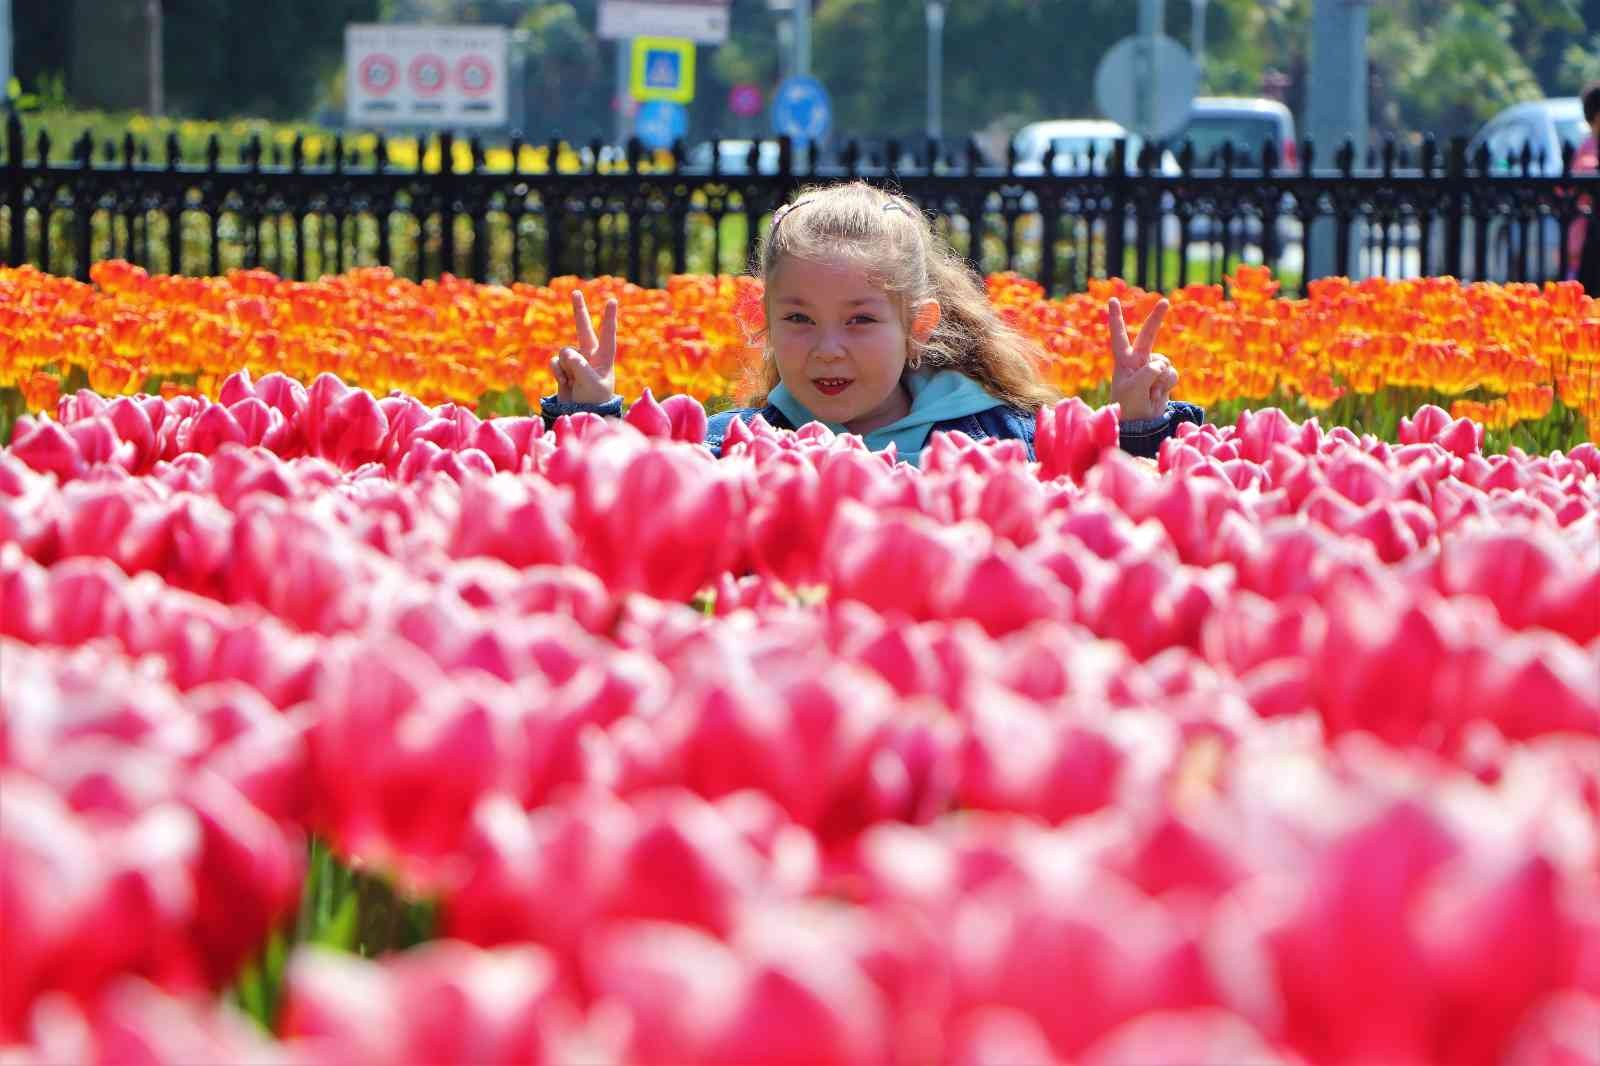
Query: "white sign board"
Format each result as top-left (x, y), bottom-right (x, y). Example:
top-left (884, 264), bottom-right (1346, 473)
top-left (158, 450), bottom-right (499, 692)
top-left (598, 0), bottom-right (731, 44)
top-left (346, 24), bottom-right (509, 128)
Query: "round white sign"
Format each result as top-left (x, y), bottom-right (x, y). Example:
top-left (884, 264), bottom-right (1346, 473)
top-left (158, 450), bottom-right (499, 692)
top-left (1093, 34), bottom-right (1198, 142)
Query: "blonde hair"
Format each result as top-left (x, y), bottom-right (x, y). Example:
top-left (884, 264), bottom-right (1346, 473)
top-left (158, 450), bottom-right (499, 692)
top-left (739, 181), bottom-right (1062, 412)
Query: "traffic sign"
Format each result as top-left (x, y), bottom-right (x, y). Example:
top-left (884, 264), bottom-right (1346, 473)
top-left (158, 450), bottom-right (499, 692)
top-left (631, 37), bottom-right (696, 104)
top-left (455, 55), bottom-right (495, 97)
top-left (728, 83), bottom-right (763, 118)
top-left (771, 75), bottom-right (830, 143)
top-left (345, 24), bottom-right (508, 128)
top-left (1093, 34), bottom-right (1197, 142)
top-left (358, 54), bottom-right (399, 96)
top-left (409, 53), bottom-right (447, 96)
top-left (635, 100), bottom-right (689, 149)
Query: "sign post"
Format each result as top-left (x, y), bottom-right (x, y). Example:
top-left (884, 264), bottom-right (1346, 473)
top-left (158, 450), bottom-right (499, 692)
top-left (346, 24), bottom-right (509, 129)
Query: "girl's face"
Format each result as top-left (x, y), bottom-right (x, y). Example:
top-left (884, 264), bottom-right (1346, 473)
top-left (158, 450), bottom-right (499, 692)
top-left (767, 255), bottom-right (922, 433)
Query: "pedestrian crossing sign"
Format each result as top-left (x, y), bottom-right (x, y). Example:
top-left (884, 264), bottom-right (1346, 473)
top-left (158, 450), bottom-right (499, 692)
top-left (631, 37), bottom-right (696, 104)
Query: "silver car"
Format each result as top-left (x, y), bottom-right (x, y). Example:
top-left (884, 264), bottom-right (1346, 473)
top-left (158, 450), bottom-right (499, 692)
top-left (1458, 97), bottom-right (1588, 281)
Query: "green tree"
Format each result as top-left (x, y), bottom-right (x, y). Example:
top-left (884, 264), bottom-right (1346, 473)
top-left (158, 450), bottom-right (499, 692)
top-left (161, 0), bottom-right (382, 120)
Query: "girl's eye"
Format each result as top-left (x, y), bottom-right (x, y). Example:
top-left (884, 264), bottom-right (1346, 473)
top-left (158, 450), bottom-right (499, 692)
top-left (849, 315), bottom-right (878, 325)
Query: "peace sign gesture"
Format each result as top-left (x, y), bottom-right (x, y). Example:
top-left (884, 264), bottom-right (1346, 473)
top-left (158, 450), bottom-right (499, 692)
top-left (1108, 296), bottom-right (1180, 422)
top-left (552, 289), bottom-right (620, 406)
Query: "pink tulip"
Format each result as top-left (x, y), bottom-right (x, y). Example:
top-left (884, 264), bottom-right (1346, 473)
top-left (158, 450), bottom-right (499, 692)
top-left (11, 419), bottom-right (85, 482)
top-left (1035, 397), bottom-right (1120, 481)
top-left (661, 393), bottom-right (709, 443)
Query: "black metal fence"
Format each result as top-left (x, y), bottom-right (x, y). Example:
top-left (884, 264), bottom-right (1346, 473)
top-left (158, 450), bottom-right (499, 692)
top-left (3, 114), bottom-right (1595, 298)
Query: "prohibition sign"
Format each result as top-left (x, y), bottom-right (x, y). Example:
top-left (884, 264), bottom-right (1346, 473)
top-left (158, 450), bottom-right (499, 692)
top-left (408, 53), bottom-right (448, 96)
top-left (358, 53), bottom-right (399, 96)
top-left (455, 55), bottom-right (494, 97)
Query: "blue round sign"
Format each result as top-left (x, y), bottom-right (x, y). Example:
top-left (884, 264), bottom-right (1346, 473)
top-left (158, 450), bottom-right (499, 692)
top-left (771, 75), bottom-right (831, 143)
top-left (634, 100), bottom-right (688, 150)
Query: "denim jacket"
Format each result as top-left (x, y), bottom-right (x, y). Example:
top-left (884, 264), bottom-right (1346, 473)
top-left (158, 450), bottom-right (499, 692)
top-left (541, 395), bottom-right (1206, 462)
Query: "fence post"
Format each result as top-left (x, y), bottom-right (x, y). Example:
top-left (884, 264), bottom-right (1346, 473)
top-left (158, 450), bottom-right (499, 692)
top-left (546, 136), bottom-right (564, 281)
top-left (439, 131), bottom-right (457, 279)
top-left (164, 133), bottom-right (182, 273)
top-left (1333, 138), bottom-right (1354, 278)
top-left (74, 132), bottom-right (93, 281)
top-left (5, 113), bottom-right (22, 267)
top-left (1105, 139), bottom-right (1127, 282)
top-left (206, 134), bottom-right (222, 277)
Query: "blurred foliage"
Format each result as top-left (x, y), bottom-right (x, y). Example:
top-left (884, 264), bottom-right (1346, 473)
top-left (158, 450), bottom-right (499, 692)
top-left (8, 0), bottom-right (1599, 151)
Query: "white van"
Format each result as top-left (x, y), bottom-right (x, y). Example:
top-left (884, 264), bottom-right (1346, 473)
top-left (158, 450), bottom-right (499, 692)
top-left (1178, 96), bottom-right (1299, 171)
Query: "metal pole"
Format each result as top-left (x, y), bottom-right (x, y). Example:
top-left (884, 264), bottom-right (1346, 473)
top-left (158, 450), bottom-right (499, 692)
top-left (0, 0), bottom-right (12, 97)
top-left (794, 0), bottom-right (810, 78)
top-left (1190, 0), bottom-right (1207, 81)
top-left (614, 38), bottom-right (631, 146)
top-left (1306, 0), bottom-right (1370, 280)
top-left (146, 0), bottom-right (164, 117)
top-left (926, 2), bottom-right (945, 142)
top-left (1134, 0), bottom-right (1162, 139)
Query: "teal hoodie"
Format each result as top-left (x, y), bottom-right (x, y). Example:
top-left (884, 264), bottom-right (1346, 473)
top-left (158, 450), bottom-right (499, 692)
top-left (768, 369), bottom-right (1005, 465)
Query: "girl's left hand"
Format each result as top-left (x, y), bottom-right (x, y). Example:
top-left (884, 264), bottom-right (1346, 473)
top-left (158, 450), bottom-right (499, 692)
top-left (1108, 296), bottom-right (1180, 422)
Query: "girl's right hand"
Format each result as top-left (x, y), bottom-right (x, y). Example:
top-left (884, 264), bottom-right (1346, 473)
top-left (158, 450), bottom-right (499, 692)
top-left (552, 290), bottom-right (619, 405)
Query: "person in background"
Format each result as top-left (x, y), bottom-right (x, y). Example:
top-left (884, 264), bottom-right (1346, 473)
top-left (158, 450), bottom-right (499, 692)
top-left (543, 181), bottom-right (1202, 464)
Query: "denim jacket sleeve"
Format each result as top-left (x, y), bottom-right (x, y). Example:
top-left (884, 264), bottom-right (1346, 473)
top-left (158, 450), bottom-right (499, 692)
top-left (1119, 400), bottom-right (1206, 458)
top-left (539, 393), bottom-right (625, 421)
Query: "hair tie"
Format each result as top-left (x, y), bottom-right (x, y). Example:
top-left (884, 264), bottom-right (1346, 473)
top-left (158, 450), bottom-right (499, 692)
top-left (771, 199), bottom-right (812, 229)
top-left (881, 201), bottom-right (909, 215)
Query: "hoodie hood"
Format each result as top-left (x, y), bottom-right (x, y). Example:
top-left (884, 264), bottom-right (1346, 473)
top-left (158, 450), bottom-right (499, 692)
top-left (768, 369), bottom-right (1006, 464)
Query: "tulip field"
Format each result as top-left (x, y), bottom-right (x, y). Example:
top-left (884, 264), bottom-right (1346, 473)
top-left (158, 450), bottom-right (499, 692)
top-left (2, 262), bottom-right (1599, 1064)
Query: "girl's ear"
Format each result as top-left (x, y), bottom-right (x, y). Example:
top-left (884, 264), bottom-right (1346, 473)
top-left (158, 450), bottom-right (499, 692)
top-left (911, 300), bottom-right (942, 342)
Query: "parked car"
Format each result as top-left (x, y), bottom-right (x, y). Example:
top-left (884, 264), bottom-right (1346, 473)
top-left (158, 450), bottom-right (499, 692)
top-left (1175, 96), bottom-right (1299, 171)
top-left (1170, 97), bottom-right (1302, 249)
top-left (1011, 119), bottom-right (1179, 175)
top-left (1467, 97), bottom-right (1587, 176)
top-left (1463, 97), bottom-right (1588, 280)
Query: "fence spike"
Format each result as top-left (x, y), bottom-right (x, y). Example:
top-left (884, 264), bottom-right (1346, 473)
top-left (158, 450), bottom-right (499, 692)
top-left (206, 133), bottom-right (221, 170)
top-left (333, 134), bottom-right (345, 173)
top-left (1298, 137), bottom-right (1312, 176)
top-left (1337, 137), bottom-right (1355, 176)
top-left (4, 112), bottom-right (21, 167)
top-left (1420, 134), bottom-right (1436, 178)
top-left (36, 128), bottom-right (50, 165)
top-left (166, 132), bottom-right (181, 169)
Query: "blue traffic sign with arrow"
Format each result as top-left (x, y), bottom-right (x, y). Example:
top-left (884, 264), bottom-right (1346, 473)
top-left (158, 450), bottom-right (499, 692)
top-left (771, 75), bottom-right (831, 143)
top-left (634, 100), bottom-right (689, 150)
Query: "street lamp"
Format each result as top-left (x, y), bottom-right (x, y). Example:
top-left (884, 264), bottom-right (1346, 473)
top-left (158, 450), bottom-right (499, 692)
top-left (926, 1), bottom-right (945, 144)
top-left (767, 0), bottom-right (810, 80)
top-left (1190, 0), bottom-right (1208, 81)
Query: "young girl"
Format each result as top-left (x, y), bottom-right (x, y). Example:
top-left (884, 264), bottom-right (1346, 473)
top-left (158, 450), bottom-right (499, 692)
top-left (543, 181), bottom-right (1202, 463)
